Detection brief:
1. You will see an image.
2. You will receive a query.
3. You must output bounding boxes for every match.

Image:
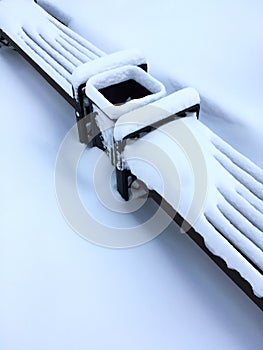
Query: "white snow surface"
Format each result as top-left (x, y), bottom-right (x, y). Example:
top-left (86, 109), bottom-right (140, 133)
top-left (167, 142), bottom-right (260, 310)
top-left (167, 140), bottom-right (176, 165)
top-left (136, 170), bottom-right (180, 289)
top-left (54, 0), bottom-right (263, 168)
top-left (1, 1), bottom-right (263, 349)
top-left (123, 117), bottom-right (263, 297)
top-left (71, 48), bottom-right (147, 94)
top-left (36, 0), bottom-right (72, 26)
top-left (114, 87), bottom-right (200, 140)
top-left (0, 0), bottom-right (105, 96)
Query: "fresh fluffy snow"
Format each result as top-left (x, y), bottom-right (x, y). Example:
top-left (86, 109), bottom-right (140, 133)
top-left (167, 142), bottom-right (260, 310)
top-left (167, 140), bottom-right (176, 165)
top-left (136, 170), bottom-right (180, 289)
top-left (0, 0), bottom-right (104, 96)
top-left (55, 0), bottom-right (263, 168)
top-left (122, 116), bottom-right (263, 297)
top-left (85, 65), bottom-right (166, 120)
top-left (1, 0), bottom-right (261, 296)
top-left (1, 1), bottom-right (263, 349)
top-left (114, 87), bottom-right (200, 141)
top-left (36, 0), bottom-right (72, 26)
top-left (71, 48), bottom-right (147, 94)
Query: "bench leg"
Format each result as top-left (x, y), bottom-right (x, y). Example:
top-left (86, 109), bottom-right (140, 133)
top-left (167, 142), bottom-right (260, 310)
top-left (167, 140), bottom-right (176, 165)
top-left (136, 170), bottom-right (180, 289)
top-left (116, 168), bottom-right (137, 201)
top-left (116, 168), bottom-right (130, 201)
top-left (74, 84), bottom-right (91, 144)
top-left (75, 111), bottom-right (90, 144)
top-left (0, 34), bottom-right (10, 47)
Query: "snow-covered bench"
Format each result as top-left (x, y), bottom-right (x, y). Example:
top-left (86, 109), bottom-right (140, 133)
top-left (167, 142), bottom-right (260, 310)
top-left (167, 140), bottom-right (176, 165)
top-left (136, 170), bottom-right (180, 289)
top-left (0, 0), bottom-right (147, 142)
top-left (1, 0), bottom-right (262, 310)
top-left (116, 111), bottom-right (263, 304)
top-left (84, 65), bottom-right (263, 309)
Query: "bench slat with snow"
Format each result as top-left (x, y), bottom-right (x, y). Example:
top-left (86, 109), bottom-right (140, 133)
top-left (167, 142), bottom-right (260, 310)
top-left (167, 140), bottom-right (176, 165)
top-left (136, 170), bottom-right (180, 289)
top-left (119, 115), bottom-right (263, 304)
top-left (81, 53), bottom-right (262, 308)
top-left (0, 0), bottom-right (147, 143)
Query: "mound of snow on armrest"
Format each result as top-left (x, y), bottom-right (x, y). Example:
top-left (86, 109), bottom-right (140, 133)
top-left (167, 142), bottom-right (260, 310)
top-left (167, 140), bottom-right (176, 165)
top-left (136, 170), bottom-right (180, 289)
top-left (85, 65), bottom-right (166, 120)
top-left (114, 87), bottom-right (200, 141)
top-left (71, 49), bottom-right (147, 93)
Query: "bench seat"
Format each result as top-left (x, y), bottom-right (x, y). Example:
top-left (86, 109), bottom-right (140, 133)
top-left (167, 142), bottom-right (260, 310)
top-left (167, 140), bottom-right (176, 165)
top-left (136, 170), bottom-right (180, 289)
top-left (122, 116), bottom-right (263, 299)
top-left (0, 0), bottom-right (105, 97)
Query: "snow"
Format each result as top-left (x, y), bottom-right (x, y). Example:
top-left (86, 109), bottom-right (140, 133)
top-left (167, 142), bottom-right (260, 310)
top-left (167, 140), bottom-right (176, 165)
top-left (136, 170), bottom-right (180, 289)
top-left (1, 1), bottom-right (263, 349)
top-left (36, 0), bottom-right (72, 26)
top-left (55, 0), bottom-right (263, 168)
top-left (3, 49), bottom-right (263, 350)
top-left (71, 48), bottom-right (146, 94)
top-left (85, 65), bottom-right (166, 120)
top-left (114, 87), bottom-right (200, 141)
top-left (0, 0), bottom-right (104, 96)
top-left (85, 65), bottom-right (165, 149)
top-left (122, 116), bottom-right (263, 297)
top-left (48, 17), bottom-right (105, 59)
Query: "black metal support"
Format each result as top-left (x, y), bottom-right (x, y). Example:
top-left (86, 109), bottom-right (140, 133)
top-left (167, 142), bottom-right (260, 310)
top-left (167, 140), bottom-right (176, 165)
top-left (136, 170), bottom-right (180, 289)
top-left (91, 129), bottom-right (105, 150)
top-left (74, 84), bottom-right (91, 144)
top-left (73, 84), bottom-right (105, 148)
top-left (116, 168), bottom-right (132, 201)
top-left (139, 63), bottom-right (147, 72)
top-left (74, 63), bottom-right (147, 146)
top-left (0, 33), bottom-right (11, 47)
top-left (122, 104), bottom-right (200, 142)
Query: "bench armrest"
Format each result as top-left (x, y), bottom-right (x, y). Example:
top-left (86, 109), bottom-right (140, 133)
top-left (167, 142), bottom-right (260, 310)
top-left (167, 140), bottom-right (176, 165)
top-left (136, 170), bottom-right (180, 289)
top-left (114, 87), bottom-right (200, 141)
top-left (71, 49), bottom-right (147, 94)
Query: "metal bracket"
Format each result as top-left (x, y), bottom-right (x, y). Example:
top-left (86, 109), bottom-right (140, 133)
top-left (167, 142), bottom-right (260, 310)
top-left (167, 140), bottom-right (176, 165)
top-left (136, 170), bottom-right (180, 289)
top-left (0, 34), bottom-right (10, 47)
top-left (110, 140), bottom-right (126, 168)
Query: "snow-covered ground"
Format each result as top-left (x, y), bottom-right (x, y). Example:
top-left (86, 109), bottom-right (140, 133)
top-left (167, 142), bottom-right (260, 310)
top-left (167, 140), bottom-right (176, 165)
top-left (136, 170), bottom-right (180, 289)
top-left (47, 0), bottom-right (263, 168)
top-left (1, 1), bottom-right (263, 349)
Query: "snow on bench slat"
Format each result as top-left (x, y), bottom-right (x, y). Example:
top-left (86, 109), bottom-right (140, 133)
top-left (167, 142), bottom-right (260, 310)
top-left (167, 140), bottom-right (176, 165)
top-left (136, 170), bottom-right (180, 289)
top-left (218, 187), bottom-right (263, 236)
top-left (55, 36), bottom-right (90, 64)
top-left (212, 139), bottom-right (263, 185)
top-left (202, 212), bottom-right (263, 297)
top-left (20, 30), bottom-right (72, 86)
top-left (213, 149), bottom-right (263, 202)
top-left (21, 26), bottom-right (75, 74)
top-left (58, 34), bottom-right (97, 62)
top-left (204, 211), bottom-right (262, 274)
top-left (236, 186), bottom-right (263, 215)
top-left (122, 116), bottom-right (263, 296)
top-left (217, 198), bottom-right (263, 260)
top-left (19, 29), bottom-right (71, 77)
top-left (0, 0), bottom-right (105, 96)
top-left (38, 31), bottom-right (82, 68)
top-left (0, 1), bottom-right (147, 98)
top-left (48, 19), bottom-right (102, 61)
top-left (48, 18), bottom-right (105, 58)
